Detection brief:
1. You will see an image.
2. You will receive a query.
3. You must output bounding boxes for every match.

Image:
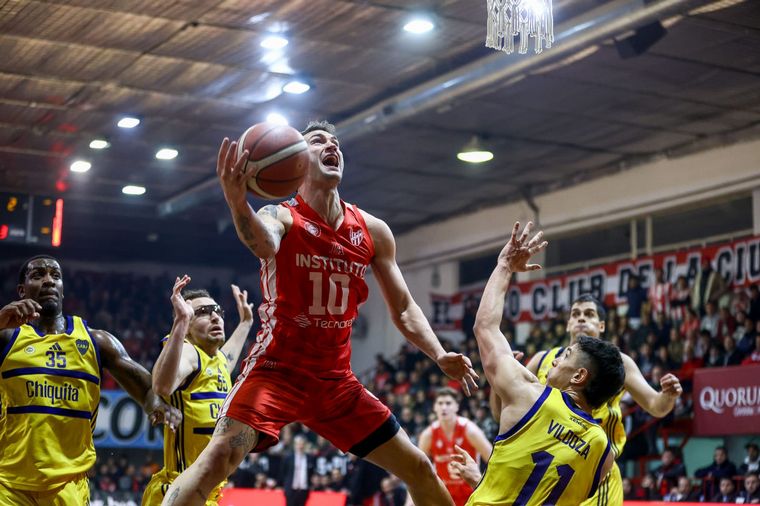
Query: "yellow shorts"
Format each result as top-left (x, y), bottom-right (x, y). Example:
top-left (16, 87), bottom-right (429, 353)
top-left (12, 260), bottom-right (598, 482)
top-left (581, 460), bottom-right (623, 506)
top-left (0, 474), bottom-right (89, 506)
top-left (142, 469), bottom-right (223, 506)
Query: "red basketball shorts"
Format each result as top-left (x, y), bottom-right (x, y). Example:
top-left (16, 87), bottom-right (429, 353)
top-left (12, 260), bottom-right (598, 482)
top-left (220, 364), bottom-right (396, 455)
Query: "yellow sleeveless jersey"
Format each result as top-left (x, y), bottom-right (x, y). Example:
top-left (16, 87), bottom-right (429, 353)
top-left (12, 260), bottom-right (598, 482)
top-left (536, 346), bottom-right (626, 458)
top-left (467, 386), bottom-right (611, 506)
top-left (163, 342), bottom-right (231, 473)
top-left (0, 316), bottom-right (101, 490)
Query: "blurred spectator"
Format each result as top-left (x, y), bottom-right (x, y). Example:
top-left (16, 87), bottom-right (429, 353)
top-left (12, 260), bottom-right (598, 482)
top-left (670, 275), bottom-right (691, 326)
top-left (710, 477), bottom-right (737, 503)
top-left (623, 477), bottom-right (636, 501)
top-left (735, 312), bottom-right (756, 356)
top-left (740, 443), bottom-right (760, 475)
top-left (743, 335), bottom-right (760, 365)
top-left (370, 476), bottom-right (408, 506)
top-left (637, 473), bottom-right (662, 501)
top-left (721, 336), bottom-right (743, 366)
top-left (663, 476), bottom-right (700, 502)
top-left (626, 275), bottom-right (649, 328)
top-left (650, 268), bottom-right (672, 319)
top-left (281, 435), bottom-right (314, 506)
top-left (695, 446), bottom-right (738, 498)
top-left (701, 301), bottom-right (721, 338)
top-left (749, 285), bottom-right (760, 322)
top-left (691, 257), bottom-right (728, 316)
top-left (736, 472), bottom-right (760, 504)
top-left (654, 448), bottom-right (686, 492)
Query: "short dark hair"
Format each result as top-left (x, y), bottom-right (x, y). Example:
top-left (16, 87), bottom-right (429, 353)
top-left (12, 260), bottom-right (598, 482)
top-left (576, 334), bottom-right (625, 409)
top-left (18, 255), bottom-right (60, 284)
top-left (182, 289), bottom-right (211, 301)
top-left (435, 387), bottom-right (460, 403)
top-left (301, 120), bottom-right (336, 136)
top-left (572, 294), bottom-right (607, 322)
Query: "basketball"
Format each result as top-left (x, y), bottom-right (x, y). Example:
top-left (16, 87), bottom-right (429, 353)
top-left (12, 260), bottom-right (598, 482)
top-left (236, 123), bottom-right (310, 199)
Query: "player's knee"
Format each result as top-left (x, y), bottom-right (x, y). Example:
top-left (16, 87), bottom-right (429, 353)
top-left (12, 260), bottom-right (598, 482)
top-left (398, 449), bottom-right (437, 483)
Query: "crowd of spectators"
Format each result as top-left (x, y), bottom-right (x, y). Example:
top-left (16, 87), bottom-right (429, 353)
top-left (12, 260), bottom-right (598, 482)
top-left (3, 257), bottom-right (760, 503)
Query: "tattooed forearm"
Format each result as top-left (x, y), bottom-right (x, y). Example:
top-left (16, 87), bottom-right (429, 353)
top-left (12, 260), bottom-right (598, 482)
top-left (229, 427), bottom-right (258, 451)
top-left (234, 212), bottom-right (260, 249)
top-left (165, 488), bottom-right (180, 505)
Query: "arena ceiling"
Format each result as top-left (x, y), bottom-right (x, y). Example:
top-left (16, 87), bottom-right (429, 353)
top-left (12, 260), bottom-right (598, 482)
top-left (1, 0), bottom-right (759, 264)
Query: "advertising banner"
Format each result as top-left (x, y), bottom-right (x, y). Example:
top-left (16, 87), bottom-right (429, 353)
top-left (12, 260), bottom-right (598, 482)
top-left (94, 390), bottom-right (164, 449)
top-left (431, 235), bottom-right (760, 329)
top-left (693, 364), bottom-right (760, 436)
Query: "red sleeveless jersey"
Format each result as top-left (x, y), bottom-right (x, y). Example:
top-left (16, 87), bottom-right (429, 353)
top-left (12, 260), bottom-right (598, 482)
top-left (430, 417), bottom-right (477, 505)
top-left (244, 194), bottom-right (374, 378)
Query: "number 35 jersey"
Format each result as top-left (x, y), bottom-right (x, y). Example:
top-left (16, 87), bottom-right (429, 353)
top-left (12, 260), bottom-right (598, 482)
top-left (246, 194), bottom-right (374, 378)
top-left (467, 386), bottom-right (611, 506)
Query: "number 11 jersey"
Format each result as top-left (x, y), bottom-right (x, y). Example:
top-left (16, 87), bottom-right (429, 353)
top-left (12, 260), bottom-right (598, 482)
top-left (248, 194), bottom-right (374, 378)
top-left (466, 386), bottom-right (610, 506)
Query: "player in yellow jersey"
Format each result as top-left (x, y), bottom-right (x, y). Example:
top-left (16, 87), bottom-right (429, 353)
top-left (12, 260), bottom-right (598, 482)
top-left (523, 293), bottom-right (683, 505)
top-left (467, 222), bottom-right (625, 506)
top-left (0, 255), bottom-right (181, 505)
top-left (142, 275), bottom-right (255, 505)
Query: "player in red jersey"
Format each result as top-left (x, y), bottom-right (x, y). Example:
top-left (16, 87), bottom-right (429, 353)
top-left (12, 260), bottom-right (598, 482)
top-left (418, 387), bottom-right (492, 506)
top-left (162, 121), bottom-right (478, 506)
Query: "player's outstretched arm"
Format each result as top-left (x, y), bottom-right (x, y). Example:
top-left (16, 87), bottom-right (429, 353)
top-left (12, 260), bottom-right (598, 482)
top-left (152, 275), bottom-right (199, 398)
top-left (474, 222), bottom-right (548, 404)
top-left (622, 353), bottom-right (683, 417)
top-left (216, 137), bottom-right (290, 259)
top-left (220, 284), bottom-right (255, 370)
top-left (364, 211), bottom-right (479, 395)
top-left (465, 420), bottom-right (493, 463)
top-left (91, 327), bottom-right (182, 431)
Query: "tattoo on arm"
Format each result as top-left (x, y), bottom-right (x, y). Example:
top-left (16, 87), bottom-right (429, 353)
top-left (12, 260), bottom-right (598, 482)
top-left (229, 427), bottom-right (258, 451)
top-left (260, 205), bottom-right (279, 219)
top-left (166, 489), bottom-right (180, 505)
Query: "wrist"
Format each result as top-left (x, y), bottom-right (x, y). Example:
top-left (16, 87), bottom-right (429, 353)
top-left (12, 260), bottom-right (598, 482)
top-left (496, 263), bottom-right (513, 274)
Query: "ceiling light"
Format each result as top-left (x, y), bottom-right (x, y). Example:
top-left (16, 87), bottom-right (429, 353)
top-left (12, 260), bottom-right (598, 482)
top-left (89, 139), bottom-right (110, 150)
top-left (266, 113), bottom-right (289, 126)
top-left (404, 18), bottom-right (435, 34)
top-left (155, 148), bottom-right (178, 160)
top-left (122, 185), bottom-right (146, 195)
top-left (457, 136), bottom-right (494, 164)
top-left (117, 116), bottom-right (140, 128)
top-left (283, 80), bottom-right (311, 94)
top-left (70, 160), bottom-right (91, 173)
top-left (261, 35), bottom-right (288, 50)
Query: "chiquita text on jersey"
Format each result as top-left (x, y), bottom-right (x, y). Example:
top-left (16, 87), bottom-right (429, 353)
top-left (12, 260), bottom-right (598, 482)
top-left (548, 419), bottom-right (591, 459)
top-left (26, 380), bottom-right (81, 405)
top-left (296, 254), bottom-right (369, 277)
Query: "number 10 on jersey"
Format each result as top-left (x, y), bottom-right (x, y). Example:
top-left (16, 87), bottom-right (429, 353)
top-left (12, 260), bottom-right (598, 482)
top-left (308, 272), bottom-right (350, 316)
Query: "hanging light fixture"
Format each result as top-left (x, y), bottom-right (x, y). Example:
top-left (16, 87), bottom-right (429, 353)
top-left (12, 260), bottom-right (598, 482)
top-left (457, 136), bottom-right (494, 163)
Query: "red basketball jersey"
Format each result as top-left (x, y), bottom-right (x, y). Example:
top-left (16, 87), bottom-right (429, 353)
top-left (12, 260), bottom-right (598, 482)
top-left (243, 194), bottom-right (374, 378)
top-left (430, 417), bottom-right (477, 503)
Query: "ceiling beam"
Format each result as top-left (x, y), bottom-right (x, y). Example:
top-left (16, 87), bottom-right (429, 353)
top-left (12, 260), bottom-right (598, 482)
top-left (157, 0), bottom-right (717, 216)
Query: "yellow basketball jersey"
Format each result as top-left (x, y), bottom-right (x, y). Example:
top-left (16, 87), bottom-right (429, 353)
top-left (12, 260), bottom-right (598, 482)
top-left (163, 342), bottom-right (231, 474)
top-left (537, 346), bottom-right (627, 458)
top-left (0, 316), bottom-right (101, 490)
top-left (467, 386), bottom-right (610, 506)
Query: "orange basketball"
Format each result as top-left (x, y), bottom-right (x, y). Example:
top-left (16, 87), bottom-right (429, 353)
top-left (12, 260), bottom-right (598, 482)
top-left (236, 123), bottom-right (310, 199)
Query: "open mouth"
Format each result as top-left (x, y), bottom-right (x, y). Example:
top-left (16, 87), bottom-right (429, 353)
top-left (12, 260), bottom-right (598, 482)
top-left (209, 325), bottom-right (224, 335)
top-left (322, 153), bottom-right (339, 168)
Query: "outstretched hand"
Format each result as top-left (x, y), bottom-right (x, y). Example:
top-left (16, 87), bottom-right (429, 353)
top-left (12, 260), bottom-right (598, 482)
top-left (217, 137), bottom-right (250, 208)
top-left (437, 352), bottom-right (479, 396)
top-left (170, 275), bottom-right (194, 321)
top-left (498, 221), bottom-right (548, 273)
top-left (232, 284), bottom-right (254, 324)
top-left (449, 444), bottom-right (482, 489)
